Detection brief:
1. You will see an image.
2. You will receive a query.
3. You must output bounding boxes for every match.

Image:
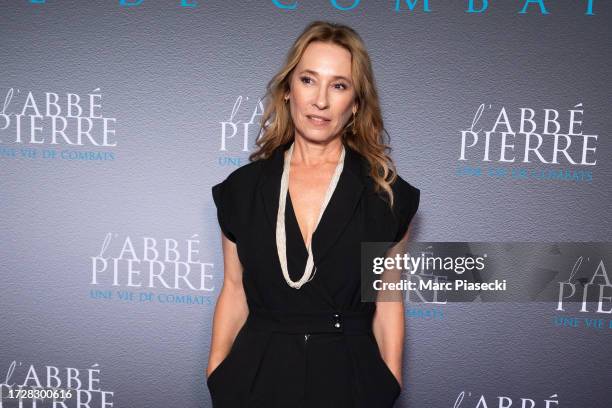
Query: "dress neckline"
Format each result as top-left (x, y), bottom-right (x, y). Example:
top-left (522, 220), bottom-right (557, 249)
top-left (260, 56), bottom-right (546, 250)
top-left (286, 190), bottom-right (309, 256)
top-left (276, 141), bottom-right (346, 289)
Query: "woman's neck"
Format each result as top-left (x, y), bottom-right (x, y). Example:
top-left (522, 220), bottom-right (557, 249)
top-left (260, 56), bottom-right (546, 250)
top-left (290, 136), bottom-right (344, 168)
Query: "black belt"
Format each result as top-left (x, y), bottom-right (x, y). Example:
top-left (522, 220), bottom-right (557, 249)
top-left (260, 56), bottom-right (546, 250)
top-left (244, 308), bottom-right (374, 335)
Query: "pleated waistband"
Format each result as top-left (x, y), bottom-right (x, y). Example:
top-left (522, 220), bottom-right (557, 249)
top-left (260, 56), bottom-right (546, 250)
top-left (244, 308), bottom-right (374, 335)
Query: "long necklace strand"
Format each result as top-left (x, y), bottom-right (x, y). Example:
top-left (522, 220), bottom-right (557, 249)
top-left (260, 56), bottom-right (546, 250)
top-left (276, 141), bottom-right (346, 289)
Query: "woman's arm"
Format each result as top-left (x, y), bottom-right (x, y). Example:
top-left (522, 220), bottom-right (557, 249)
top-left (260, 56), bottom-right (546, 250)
top-left (373, 297), bottom-right (405, 387)
top-left (372, 227), bottom-right (410, 388)
top-left (206, 232), bottom-right (249, 378)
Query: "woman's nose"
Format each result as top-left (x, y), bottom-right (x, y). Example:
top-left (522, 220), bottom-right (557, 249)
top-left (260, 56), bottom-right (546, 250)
top-left (314, 87), bottom-right (329, 109)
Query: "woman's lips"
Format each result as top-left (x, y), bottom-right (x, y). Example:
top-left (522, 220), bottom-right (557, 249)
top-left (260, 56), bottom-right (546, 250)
top-left (307, 115), bottom-right (331, 126)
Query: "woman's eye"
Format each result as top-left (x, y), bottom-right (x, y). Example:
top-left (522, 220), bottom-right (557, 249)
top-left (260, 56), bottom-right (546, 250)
top-left (300, 76), bottom-right (347, 90)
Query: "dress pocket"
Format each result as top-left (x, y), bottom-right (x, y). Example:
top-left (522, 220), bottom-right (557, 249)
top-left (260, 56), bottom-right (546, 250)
top-left (206, 325), bottom-right (247, 390)
top-left (206, 352), bottom-right (230, 388)
top-left (368, 334), bottom-right (402, 393)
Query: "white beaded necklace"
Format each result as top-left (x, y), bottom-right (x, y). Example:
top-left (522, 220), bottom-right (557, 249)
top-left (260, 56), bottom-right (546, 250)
top-left (276, 141), bottom-right (346, 289)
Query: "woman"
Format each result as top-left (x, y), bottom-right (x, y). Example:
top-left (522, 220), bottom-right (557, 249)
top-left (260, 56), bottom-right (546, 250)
top-left (206, 20), bottom-right (420, 408)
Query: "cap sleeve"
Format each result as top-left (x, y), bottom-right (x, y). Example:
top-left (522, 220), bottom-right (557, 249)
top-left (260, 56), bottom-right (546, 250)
top-left (392, 177), bottom-right (420, 242)
top-left (211, 178), bottom-right (237, 243)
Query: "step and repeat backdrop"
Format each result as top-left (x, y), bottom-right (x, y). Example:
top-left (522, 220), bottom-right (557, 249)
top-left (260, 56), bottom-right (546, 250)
top-left (1, 1), bottom-right (611, 407)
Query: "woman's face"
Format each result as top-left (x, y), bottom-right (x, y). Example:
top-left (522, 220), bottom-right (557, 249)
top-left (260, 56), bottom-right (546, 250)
top-left (286, 41), bottom-right (358, 144)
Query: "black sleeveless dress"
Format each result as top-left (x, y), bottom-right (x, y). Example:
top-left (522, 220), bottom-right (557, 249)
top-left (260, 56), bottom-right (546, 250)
top-left (207, 141), bottom-right (420, 408)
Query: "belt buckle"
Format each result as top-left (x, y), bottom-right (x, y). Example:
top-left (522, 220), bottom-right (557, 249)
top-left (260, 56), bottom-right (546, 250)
top-left (332, 313), bottom-right (342, 329)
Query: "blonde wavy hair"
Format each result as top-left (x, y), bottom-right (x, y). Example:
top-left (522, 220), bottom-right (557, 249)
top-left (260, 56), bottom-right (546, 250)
top-left (249, 20), bottom-right (400, 208)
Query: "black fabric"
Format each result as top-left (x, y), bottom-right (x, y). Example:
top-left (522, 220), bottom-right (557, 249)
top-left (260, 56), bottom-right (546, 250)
top-left (208, 141), bottom-right (420, 407)
top-left (392, 179), bottom-right (421, 242)
top-left (212, 180), bottom-right (237, 243)
top-left (243, 308), bottom-right (374, 335)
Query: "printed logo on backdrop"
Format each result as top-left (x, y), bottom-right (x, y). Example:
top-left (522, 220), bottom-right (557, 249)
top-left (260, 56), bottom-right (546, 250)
top-left (0, 360), bottom-right (114, 407)
top-left (458, 103), bottom-right (599, 183)
top-left (271, 0), bottom-right (597, 15)
top-left (0, 87), bottom-right (117, 162)
top-left (89, 233), bottom-right (217, 307)
top-left (217, 96), bottom-right (264, 166)
top-left (453, 390), bottom-right (559, 408)
top-left (27, 0), bottom-right (599, 15)
top-left (547, 244), bottom-right (612, 332)
top-left (401, 243), bottom-right (469, 322)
